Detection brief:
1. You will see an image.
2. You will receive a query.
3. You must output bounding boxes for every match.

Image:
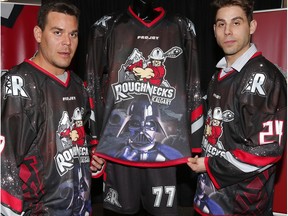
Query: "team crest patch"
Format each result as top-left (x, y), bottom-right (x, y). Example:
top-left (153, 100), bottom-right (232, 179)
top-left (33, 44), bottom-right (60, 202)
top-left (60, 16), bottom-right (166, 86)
top-left (54, 107), bottom-right (90, 176)
top-left (112, 47), bottom-right (182, 105)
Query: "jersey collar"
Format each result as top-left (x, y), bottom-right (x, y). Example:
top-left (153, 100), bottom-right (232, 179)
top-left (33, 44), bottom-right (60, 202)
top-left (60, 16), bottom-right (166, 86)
top-left (25, 59), bottom-right (71, 87)
top-left (128, 6), bottom-right (165, 28)
top-left (216, 43), bottom-right (259, 73)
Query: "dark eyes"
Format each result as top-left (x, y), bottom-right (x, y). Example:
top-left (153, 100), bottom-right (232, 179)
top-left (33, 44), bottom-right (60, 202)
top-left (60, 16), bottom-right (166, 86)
top-left (216, 20), bottom-right (241, 28)
top-left (70, 32), bottom-right (78, 38)
top-left (53, 31), bottom-right (78, 38)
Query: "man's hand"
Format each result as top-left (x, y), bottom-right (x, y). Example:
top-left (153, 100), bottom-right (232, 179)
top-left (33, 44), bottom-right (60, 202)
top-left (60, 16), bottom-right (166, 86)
top-left (187, 156), bottom-right (206, 173)
top-left (90, 154), bottom-right (105, 178)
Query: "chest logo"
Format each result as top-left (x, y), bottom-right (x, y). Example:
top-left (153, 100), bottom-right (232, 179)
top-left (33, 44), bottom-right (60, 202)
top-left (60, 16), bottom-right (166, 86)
top-left (203, 107), bottom-right (234, 157)
top-left (54, 107), bottom-right (90, 176)
top-left (112, 47), bottom-right (182, 105)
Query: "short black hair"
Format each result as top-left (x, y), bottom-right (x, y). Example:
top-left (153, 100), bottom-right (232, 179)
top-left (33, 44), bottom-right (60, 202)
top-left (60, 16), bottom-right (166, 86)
top-left (212, 0), bottom-right (255, 23)
top-left (37, 0), bottom-right (80, 30)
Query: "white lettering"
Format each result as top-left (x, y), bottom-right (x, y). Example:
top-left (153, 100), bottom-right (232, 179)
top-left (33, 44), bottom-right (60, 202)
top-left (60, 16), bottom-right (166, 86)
top-left (55, 153), bottom-right (73, 175)
top-left (251, 73), bottom-right (266, 96)
top-left (112, 81), bottom-right (176, 103)
top-left (137, 36), bottom-right (160, 40)
top-left (54, 146), bottom-right (89, 176)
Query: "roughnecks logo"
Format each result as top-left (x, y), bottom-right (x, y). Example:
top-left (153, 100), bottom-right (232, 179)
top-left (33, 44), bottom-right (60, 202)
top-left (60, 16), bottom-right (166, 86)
top-left (54, 108), bottom-right (90, 176)
top-left (54, 145), bottom-right (90, 176)
top-left (112, 81), bottom-right (175, 105)
top-left (112, 47), bottom-right (182, 105)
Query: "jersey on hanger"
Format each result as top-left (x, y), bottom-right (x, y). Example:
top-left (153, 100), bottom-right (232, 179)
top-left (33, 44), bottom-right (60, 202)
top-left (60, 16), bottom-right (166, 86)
top-left (86, 6), bottom-right (204, 167)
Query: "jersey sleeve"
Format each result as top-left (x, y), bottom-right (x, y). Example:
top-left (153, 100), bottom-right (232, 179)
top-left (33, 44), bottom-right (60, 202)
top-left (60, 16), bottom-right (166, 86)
top-left (85, 16), bottom-right (110, 144)
top-left (206, 64), bottom-right (287, 189)
top-left (85, 15), bottom-right (116, 177)
top-left (1, 71), bottom-right (40, 215)
top-left (182, 17), bottom-right (204, 154)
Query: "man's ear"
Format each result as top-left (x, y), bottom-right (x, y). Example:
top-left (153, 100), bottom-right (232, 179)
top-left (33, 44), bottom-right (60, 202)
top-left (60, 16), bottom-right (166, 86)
top-left (250, 19), bottom-right (257, 35)
top-left (33, 25), bottom-right (42, 43)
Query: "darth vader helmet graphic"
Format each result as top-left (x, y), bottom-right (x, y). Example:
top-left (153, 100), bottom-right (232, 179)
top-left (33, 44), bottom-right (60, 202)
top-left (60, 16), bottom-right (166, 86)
top-left (117, 99), bottom-right (167, 151)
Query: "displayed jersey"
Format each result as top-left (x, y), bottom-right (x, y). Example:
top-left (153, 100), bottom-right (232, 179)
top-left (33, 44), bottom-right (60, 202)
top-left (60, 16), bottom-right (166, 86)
top-left (1, 60), bottom-right (92, 216)
top-left (86, 6), bottom-right (204, 167)
top-left (194, 54), bottom-right (287, 215)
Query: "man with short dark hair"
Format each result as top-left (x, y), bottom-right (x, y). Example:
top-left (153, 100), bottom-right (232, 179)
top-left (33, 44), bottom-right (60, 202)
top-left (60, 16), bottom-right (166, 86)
top-left (1, 1), bottom-right (92, 215)
top-left (187, 0), bottom-right (287, 215)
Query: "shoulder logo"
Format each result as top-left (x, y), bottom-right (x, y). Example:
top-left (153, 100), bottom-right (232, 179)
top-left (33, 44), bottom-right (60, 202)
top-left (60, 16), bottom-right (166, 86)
top-left (186, 18), bottom-right (196, 36)
top-left (0, 135), bottom-right (5, 154)
top-left (242, 73), bottom-right (266, 96)
top-left (3, 75), bottom-right (30, 99)
top-left (95, 15), bottom-right (112, 28)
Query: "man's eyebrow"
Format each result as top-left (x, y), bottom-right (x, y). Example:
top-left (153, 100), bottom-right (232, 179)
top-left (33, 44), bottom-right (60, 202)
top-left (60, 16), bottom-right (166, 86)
top-left (49, 27), bottom-right (78, 33)
top-left (215, 16), bottom-right (244, 23)
top-left (215, 18), bottom-right (225, 23)
top-left (231, 16), bottom-right (245, 21)
top-left (50, 26), bottom-right (64, 31)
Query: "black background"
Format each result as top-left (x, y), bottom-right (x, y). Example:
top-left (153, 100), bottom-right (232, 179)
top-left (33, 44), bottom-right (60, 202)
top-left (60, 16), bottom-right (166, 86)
top-left (41, 0), bottom-right (282, 92)
top-left (41, 0), bottom-right (283, 206)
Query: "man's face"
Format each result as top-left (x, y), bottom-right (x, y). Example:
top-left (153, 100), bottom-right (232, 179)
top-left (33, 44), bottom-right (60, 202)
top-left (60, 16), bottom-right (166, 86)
top-left (213, 6), bottom-right (256, 63)
top-left (34, 12), bottom-right (78, 75)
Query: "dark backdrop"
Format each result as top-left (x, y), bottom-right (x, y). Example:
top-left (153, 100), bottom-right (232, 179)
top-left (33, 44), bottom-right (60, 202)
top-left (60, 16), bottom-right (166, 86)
top-left (48, 0), bottom-right (282, 92)
top-left (41, 0), bottom-right (283, 206)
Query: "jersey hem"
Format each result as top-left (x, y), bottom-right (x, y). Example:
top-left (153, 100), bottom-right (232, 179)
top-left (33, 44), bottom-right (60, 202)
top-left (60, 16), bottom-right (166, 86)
top-left (96, 153), bottom-right (190, 167)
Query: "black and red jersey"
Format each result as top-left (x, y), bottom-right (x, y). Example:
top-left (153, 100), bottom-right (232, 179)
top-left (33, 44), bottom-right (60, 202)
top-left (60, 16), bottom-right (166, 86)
top-left (194, 54), bottom-right (287, 215)
top-left (86, 6), bottom-right (204, 167)
top-left (1, 60), bottom-right (92, 215)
